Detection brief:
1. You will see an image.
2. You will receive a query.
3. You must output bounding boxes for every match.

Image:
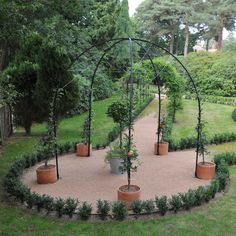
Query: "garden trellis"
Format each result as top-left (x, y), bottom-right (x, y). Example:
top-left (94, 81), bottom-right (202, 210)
top-left (58, 38), bottom-right (203, 177)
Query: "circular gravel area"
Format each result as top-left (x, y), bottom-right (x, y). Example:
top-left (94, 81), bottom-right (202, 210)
top-left (22, 99), bottom-right (211, 210)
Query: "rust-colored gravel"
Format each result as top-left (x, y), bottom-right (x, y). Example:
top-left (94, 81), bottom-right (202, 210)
top-left (21, 107), bottom-right (211, 211)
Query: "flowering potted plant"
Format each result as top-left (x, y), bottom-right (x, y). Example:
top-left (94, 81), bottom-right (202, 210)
top-left (154, 116), bottom-right (169, 155)
top-left (117, 135), bottom-right (141, 208)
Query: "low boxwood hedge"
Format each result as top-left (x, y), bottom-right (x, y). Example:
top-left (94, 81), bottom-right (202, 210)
top-left (3, 148), bottom-right (232, 221)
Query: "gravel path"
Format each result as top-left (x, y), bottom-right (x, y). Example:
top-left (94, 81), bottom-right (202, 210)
top-left (22, 99), bottom-right (211, 210)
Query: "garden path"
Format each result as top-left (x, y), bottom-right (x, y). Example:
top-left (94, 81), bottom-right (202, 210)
top-left (21, 98), bottom-right (211, 211)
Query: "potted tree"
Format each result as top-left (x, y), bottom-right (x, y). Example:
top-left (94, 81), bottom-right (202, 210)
top-left (36, 89), bottom-right (63, 184)
top-left (77, 115), bottom-right (92, 157)
top-left (196, 123), bottom-right (215, 180)
top-left (154, 116), bottom-right (169, 155)
top-left (36, 133), bottom-right (57, 184)
top-left (106, 101), bottom-right (129, 174)
top-left (117, 135), bottom-right (141, 208)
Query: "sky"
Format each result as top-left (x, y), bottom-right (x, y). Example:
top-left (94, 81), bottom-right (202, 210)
top-left (128, 0), bottom-right (144, 16)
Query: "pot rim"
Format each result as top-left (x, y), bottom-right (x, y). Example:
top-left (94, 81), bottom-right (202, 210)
top-left (155, 141), bottom-right (169, 145)
top-left (197, 161), bottom-right (216, 167)
top-left (36, 164), bottom-right (56, 171)
top-left (77, 143), bottom-right (92, 146)
top-left (118, 184), bottom-right (141, 194)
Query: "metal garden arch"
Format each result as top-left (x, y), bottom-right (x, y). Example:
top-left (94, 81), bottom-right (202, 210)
top-left (72, 38), bottom-right (203, 177)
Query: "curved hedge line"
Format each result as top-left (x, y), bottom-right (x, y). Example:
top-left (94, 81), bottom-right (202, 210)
top-left (169, 132), bottom-right (236, 151)
top-left (3, 148), bottom-right (231, 221)
top-left (184, 94), bottom-right (235, 106)
top-left (163, 105), bottom-right (236, 151)
top-left (232, 109), bottom-right (236, 122)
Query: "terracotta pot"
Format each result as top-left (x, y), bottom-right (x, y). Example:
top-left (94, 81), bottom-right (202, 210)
top-left (36, 164), bottom-right (57, 184)
top-left (154, 142), bottom-right (169, 155)
top-left (118, 185), bottom-right (141, 209)
top-left (76, 143), bottom-right (92, 157)
top-left (196, 161), bottom-right (216, 180)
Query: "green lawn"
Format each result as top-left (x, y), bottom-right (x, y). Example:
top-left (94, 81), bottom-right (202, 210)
top-left (1, 97), bottom-right (236, 235)
top-left (209, 142), bottom-right (236, 156)
top-left (16, 94), bottom-right (121, 145)
top-left (172, 100), bottom-right (236, 142)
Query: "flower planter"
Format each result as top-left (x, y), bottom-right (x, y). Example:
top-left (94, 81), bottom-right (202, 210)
top-left (196, 161), bottom-right (216, 180)
top-left (118, 185), bottom-right (141, 209)
top-left (110, 158), bottom-right (124, 175)
top-left (76, 143), bottom-right (92, 157)
top-left (154, 142), bottom-right (169, 155)
top-left (36, 164), bottom-right (57, 184)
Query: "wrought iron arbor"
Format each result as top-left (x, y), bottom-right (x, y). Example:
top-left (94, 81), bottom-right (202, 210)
top-left (55, 38), bottom-right (203, 177)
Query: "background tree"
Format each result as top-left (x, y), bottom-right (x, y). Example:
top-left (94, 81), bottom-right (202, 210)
top-left (1, 32), bottom-right (78, 134)
top-left (0, 32), bottom-right (42, 134)
top-left (0, 0), bottom-right (44, 71)
top-left (134, 0), bottom-right (181, 54)
top-left (207, 0), bottom-right (236, 51)
top-left (34, 41), bottom-right (78, 121)
top-left (223, 33), bottom-right (236, 51)
top-left (112, 0), bottom-right (136, 76)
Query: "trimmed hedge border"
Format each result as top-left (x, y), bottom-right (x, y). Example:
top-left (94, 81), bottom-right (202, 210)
top-left (184, 94), bottom-right (235, 106)
top-left (3, 148), bottom-right (232, 221)
top-left (168, 132), bottom-right (236, 151)
top-left (2, 95), bottom-right (233, 221)
top-left (164, 95), bottom-right (236, 151)
top-left (232, 109), bottom-right (236, 122)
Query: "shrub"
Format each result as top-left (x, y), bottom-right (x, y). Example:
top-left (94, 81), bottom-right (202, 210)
top-left (169, 195), bottom-right (182, 213)
top-left (131, 200), bottom-right (143, 214)
top-left (216, 173), bottom-right (229, 191)
top-left (26, 192), bottom-right (38, 209)
top-left (155, 196), bottom-right (168, 216)
top-left (179, 190), bottom-right (196, 210)
top-left (182, 52), bottom-right (236, 97)
top-left (54, 198), bottom-right (65, 217)
top-left (194, 186), bottom-right (206, 206)
top-left (63, 198), bottom-right (78, 218)
top-left (185, 94), bottom-right (236, 105)
top-left (63, 142), bottom-right (71, 153)
top-left (34, 194), bottom-right (45, 212)
top-left (58, 145), bottom-right (64, 155)
top-left (30, 154), bottom-right (37, 166)
top-left (112, 201), bottom-right (128, 221)
top-left (169, 133), bottom-right (236, 152)
top-left (96, 199), bottom-right (110, 220)
top-left (78, 202), bottom-right (92, 221)
top-left (214, 152), bottom-right (236, 167)
top-left (43, 195), bottom-right (54, 213)
top-left (96, 144), bottom-right (100, 150)
top-left (204, 186), bottom-right (213, 202)
top-left (36, 152), bottom-right (44, 162)
top-left (209, 180), bottom-right (219, 198)
top-left (217, 159), bottom-right (230, 177)
top-left (13, 182), bottom-right (29, 203)
top-left (232, 109), bottom-right (236, 122)
top-left (142, 200), bottom-right (155, 214)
